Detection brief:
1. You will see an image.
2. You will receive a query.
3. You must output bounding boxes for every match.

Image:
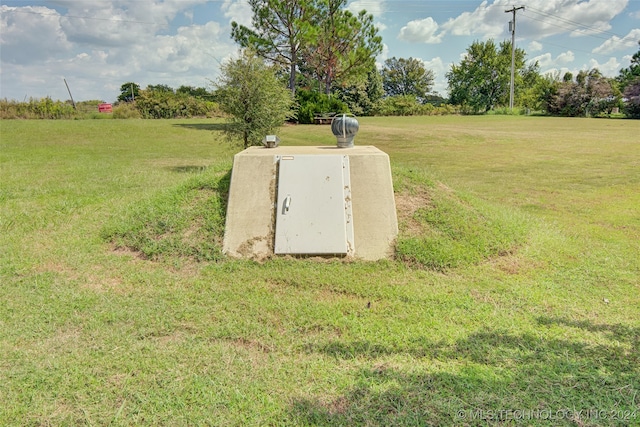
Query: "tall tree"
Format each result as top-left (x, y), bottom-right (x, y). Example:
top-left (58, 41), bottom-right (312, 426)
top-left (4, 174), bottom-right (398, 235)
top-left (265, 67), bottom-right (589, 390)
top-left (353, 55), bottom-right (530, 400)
top-left (176, 85), bottom-right (211, 99)
top-left (446, 39), bottom-right (524, 113)
top-left (231, 0), bottom-right (312, 95)
top-left (623, 80), bottom-right (640, 118)
top-left (618, 41), bottom-right (640, 118)
top-left (618, 40), bottom-right (640, 90)
top-left (515, 61), bottom-right (542, 111)
top-left (381, 57), bottom-right (435, 102)
top-left (117, 82), bottom-right (140, 102)
top-left (146, 84), bottom-right (174, 93)
top-left (302, 0), bottom-right (382, 94)
top-left (215, 50), bottom-right (293, 149)
top-left (334, 66), bottom-right (383, 116)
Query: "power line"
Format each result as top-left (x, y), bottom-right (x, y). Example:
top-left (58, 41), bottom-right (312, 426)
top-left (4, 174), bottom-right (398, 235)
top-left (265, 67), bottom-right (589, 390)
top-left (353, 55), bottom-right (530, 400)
top-left (522, 13), bottom-right (611, 42)
top-left (519, 10), bottom-right (638, 57)
top-left (524, 6), bottom-right (626, 40)
top-left (1, 7), bottom-right (156, 25)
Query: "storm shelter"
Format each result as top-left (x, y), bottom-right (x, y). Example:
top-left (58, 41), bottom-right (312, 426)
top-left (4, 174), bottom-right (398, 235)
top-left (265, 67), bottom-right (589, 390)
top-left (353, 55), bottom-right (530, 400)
top-left (222, 145), bottom-right (398, 260)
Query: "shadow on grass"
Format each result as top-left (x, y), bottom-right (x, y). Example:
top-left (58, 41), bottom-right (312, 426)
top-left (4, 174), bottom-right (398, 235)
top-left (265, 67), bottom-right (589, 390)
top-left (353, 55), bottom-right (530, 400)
top-left (216, 168), bottom-right (232, 222)
top-left (172, 123), bottom-right (227, 132)
top-left (290, 317), bottom-right (640, 426)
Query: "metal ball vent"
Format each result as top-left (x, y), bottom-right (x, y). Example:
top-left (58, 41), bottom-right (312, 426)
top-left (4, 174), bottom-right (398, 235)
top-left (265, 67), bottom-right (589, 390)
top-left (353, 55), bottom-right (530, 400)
top-left (331, 114), bottom-right (359, 148)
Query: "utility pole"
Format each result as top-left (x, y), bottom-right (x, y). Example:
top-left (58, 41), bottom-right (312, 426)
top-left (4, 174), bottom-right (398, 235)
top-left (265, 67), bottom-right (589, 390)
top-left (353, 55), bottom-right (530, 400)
top-left (64, 78), bottom-right (76, 110)
top-left (505, 5), bottom-right (524, 111)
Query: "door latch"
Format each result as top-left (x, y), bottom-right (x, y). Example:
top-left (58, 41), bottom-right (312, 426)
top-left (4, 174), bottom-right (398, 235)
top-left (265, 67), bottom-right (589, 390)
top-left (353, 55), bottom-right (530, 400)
top-left (283, 195), bottom-right (291, 214)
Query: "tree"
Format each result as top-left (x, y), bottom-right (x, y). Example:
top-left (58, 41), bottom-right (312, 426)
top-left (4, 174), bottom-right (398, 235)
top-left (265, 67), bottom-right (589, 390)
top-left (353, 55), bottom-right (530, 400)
top-left (516, 62), bottom-right (543, 111)
top-left (231, 0), bottom-right (312, 95)
top-left (547, 68), bottom-right (617, 117)
top-left (623, 80), bottom-right (640, 118)
top-left (373, 95), bottom-right (425, 116)
top-left (117, 82), bottom-right (141, 102)
top-left (295, 88), bottom-right (348, 123)
top-left (381, 57), bottom-right (434, 102)
top-left (176, 85), bottom-right (212, 99)
top-left (134, 90), bottom-right (216, 119)
top-left (618, 41), bottom-right (640, 91)
top-left (446, 39), bottom-right (525, 113)
top-left (301, 0), bottom-right (382, 94)
top-left (146, 84), bottom-right (174, 93)
top-left (215, 50), bottom-right (294, 149)
top-left (618, 41), bottom-right (640, 118)
top-left (334, 66), bottom-right (383, 116)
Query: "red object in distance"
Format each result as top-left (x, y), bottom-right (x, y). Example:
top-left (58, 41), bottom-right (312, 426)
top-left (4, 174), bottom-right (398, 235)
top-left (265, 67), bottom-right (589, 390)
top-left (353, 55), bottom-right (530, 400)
top-left (98, 103), bottom-right (112, 113)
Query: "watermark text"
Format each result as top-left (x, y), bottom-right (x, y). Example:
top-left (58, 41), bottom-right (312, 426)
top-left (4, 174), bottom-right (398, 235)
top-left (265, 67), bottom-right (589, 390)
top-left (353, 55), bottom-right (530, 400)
top-left (455, 408), bottom-right (637, 422)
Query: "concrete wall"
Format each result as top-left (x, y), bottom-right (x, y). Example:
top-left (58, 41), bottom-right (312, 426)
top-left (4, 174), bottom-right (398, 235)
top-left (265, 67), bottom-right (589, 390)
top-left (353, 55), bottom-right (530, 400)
top-left (223, 146), bottom-right (398, 260)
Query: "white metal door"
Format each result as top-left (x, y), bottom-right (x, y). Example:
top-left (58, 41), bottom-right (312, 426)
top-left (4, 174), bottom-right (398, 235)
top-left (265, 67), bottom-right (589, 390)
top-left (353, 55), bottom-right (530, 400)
top-left (274, 155), bottom-right (354, 255)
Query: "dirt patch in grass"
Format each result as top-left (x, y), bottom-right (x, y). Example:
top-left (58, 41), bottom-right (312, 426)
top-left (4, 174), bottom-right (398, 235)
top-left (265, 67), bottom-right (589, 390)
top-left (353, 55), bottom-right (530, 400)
top-left (231, 337), bottom-right (273, 354)
top-left (111, 245), bottom-right (148, 260)
top-left (36, 261), bottom-right (78, 278)
top-left (487, 252), bottom-right (545, 276)
top-left (395, 189), bottom-right (432, 235)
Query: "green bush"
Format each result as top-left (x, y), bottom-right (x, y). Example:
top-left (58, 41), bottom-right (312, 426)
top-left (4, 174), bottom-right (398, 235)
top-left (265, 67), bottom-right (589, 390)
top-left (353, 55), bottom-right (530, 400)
top-left (135, 90), bottom-right (221, 119)
top-left (295, 89), bottom-right (349, 124)
top-left (112, 102), bottom-right (142, 119)
top-left (373, 95), bottom-right (420, 116)
top-left (0, 97), bottom-right (77, 119)
top-left (369, 96), bottom-right (460, 116)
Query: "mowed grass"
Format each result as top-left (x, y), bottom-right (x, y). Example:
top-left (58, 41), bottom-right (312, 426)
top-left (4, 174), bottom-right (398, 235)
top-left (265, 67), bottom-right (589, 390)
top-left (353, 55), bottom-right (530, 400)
top-left (1, 116), bottom-right (639, 426)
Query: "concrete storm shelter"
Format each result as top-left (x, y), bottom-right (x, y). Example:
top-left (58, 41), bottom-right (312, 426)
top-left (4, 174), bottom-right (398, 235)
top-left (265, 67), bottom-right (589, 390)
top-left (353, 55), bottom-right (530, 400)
top-left (222, 116), bottom-right (398, 260)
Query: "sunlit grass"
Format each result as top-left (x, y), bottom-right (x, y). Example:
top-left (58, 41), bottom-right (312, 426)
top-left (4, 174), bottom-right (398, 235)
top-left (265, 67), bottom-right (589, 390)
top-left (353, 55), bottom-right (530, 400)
top-left (1, 117), bottom-right (639, 425)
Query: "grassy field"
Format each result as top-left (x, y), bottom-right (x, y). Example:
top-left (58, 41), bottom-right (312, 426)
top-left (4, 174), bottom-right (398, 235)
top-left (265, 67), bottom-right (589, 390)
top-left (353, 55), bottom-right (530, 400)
top-left (1, 116), bottom-right (639, 426)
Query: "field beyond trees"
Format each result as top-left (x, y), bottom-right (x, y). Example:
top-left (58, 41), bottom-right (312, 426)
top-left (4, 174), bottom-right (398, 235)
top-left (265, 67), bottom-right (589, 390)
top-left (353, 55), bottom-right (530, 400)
top-left (1, 116), bottom-right (639, 425)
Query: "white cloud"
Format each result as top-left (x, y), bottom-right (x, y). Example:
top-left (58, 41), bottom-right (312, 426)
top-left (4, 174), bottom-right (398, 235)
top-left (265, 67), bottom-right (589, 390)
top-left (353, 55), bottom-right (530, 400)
top-left (438, 0), bottom-right (628, 40)
top-left (564, 0), bottom-right (627, 37)
top-left (528, 41), bottom-right (543, 52)
top-left (139, 22), bottom-right (232, 73)
top-left (54, 0), bottom-right (207, 45)
top-left (375, 43), bottom-right (390, 69)
top-left (531, 51), bottom-right (575, 68)
top-left (557, 51), bottom-right (576, 64)
top-left (221, 0), bottom-right (252, 27)
top-left (531, 53), bottom-right (553, 68)
top-left (421, 56), bottom-right (447, 94)
top-left (0, 2), bottom-right (235, 101)
top-left (0, 6), bottom-right (72, 64)
top-left (347, 0), bottom-right (385, 18)
top-left (592, 28), bottom-right (640, 54)
top-left (587, 57), bottom-right (621, 76)
top-left (398, 17), bottom-right (443, 44)
top-left (621, 54), bottom-right (633, 68)
top-left (440, 0), bottom-right (506, 38)
top-left (526, 0), bottom-right (627, 39)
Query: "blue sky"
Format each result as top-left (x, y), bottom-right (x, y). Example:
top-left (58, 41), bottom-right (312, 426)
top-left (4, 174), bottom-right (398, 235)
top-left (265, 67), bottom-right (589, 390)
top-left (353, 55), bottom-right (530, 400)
top-left (1, 0), bottom-right (639, 102)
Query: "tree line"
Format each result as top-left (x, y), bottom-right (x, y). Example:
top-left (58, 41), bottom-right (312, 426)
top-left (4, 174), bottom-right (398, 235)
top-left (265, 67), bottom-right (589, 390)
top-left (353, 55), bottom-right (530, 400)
top-left (211, 0), bottom-right (640, 147)
top-left (3, 0), bottom-right (639, 146)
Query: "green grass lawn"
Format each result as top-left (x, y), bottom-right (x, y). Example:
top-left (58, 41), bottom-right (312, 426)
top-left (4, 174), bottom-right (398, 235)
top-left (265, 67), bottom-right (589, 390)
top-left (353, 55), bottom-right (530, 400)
top-left (1, 116), bottom-right (639, 426)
